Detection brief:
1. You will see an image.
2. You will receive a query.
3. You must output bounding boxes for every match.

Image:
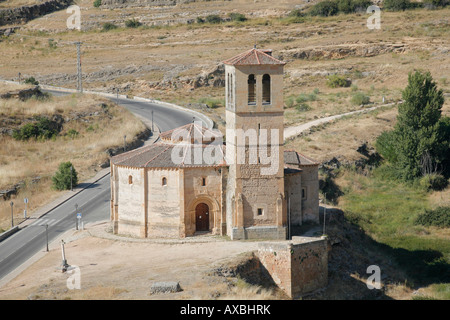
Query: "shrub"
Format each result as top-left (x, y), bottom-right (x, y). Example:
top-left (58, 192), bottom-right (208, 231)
top-left (419, 174), bottom-right (448, 191)
top-left (102, 22), bottom-right (118, 31)
top-left (351, 92), bottom-right (370, 105)
top-left (295, 102), bottom-right (312, 112)
top-left (375, 130), bottom-right (398, 163)
top-left (326, 74), bottom-right (350, 88)
top-left (12, 117), bottom-right (59, 141)
top-left (24, 76), bottom-right (39, 85)
top-left (52, 162), bottom-right (78, 191)
top-left (198, 97), bottom-right (224, 109)
top-left (415, 207), bottom-right (450, 228)
top-left (67, 129), bottom-right (79, 139)
top-left (228, 13), bottom-right (247, 22)
top-left (125, 19), bottom-right (142, 28)
top-left (205, 15), bottom-right (222, 24)
top-left (309, 1), bottom-right (339, 16)
top-left (196, 17), bottom-right (205, 24)
top-left (423, 0), bottom-right (449, 8)
top-left (93, 0), bottom-right (102, 8)
top-left (384, 0), bottom-right (414, 11)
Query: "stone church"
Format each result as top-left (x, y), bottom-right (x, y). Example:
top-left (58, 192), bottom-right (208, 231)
top-left (110, 48), bottom-right (320, 240)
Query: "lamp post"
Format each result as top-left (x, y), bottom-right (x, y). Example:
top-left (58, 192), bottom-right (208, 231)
top-left (74, 203), bottom-right (78, 230)
top-left (44, 224), bottom-right (49, 252)
top-left (10, 201), bottom-right (14, 228)
top-left (151, 110), bottom-right (154, 132)
top-left (123, 135), bottom-right (126, 152)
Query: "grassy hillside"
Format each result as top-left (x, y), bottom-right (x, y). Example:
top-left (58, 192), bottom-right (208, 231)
top-left (0, 83), bottom-right (147, 231)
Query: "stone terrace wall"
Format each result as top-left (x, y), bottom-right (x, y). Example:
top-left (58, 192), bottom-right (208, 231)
top-left (100, 0), bottom-right (228, 8)
top-left (0, 0), bottom-right (73, 26)
top-left (257, 237), bottom-right (328, 298)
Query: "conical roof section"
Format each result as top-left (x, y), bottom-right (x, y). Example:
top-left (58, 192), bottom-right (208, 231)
top-left (223, 48), bottom-right (286, 66)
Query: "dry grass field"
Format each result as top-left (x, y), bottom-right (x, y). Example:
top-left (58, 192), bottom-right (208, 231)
top-left (0, 83), bottom-right (146, 231)
top-left (0, 0), bottom-right (449, 301)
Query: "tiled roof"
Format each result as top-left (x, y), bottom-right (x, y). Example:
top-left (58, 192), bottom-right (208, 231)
top-left (222, 48), bottom-right (286, 66)
top-left (284, 150), bottom-right (319, 167)
top-left (111, 142), bottom-right (226, 168)
top-left (160, 122), bottom-right (222, 144)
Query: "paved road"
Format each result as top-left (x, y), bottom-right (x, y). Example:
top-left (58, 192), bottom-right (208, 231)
top-left (0, 89), bottom-right (197, 282)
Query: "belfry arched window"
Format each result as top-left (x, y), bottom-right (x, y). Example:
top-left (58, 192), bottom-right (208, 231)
top-left (262, 74), bottom-right (271, 105)
top-left (248, 74), bottom-right (256, 105)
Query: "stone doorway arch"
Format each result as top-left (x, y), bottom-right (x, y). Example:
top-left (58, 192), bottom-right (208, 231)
top-left (195, 203), bottom-right (210, 232)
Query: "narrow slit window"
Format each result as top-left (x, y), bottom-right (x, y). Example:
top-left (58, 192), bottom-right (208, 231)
top-left (248, 74), bottom-right (256, 105)
top-left (128, 175), bottom-right (133, 184)
top-left (262, 74), bottom-right (271, 105)
top-left (202, 177), bottom-right (206, 186)
top-left (302, 187), bottom-right (307, 200)
top-left (162, 177), bottom-right (167, 186)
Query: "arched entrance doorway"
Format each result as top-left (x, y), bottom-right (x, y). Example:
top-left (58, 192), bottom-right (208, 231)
top-left (195, 203), bottom-right (210, 232)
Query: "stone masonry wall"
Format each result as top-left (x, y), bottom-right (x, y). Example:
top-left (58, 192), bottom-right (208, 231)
top-left (257, 237), bottom-right (328, 298)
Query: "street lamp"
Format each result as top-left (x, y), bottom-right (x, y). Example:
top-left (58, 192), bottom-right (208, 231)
top-left (151, 110), bottom-right (154, 132)
top-left (10, 201), bottom-right (14, 228)
top-left (124, 135), bottom-right (126, 152)
top-left (74, 203), bottom-right (78, 230)
top-left (44, 224), bottom-right (49, 252)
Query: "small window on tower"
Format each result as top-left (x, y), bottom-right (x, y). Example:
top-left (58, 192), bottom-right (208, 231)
top-left (257, 208), bottom-right (264, 216)
top-left (248, 74), bottom-right (256, 105)
top-left (302, 187), bottom-right (307, 200)
top-left (202, 177), bottom-right (206, 186)
top-left (262, 74), bottom-right (271, 105)
top-left (128, 175), bottom-right (133, 184)
top-left (162, 177), bottom-right (167, 186)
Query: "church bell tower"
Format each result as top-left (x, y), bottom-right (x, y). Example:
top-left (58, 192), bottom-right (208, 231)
top-left (223, 48), bottom-right (287, 240)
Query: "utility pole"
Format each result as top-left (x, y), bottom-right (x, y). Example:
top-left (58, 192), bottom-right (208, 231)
top-left (75, 41), bottom-right (83, 94)
top-left (123, 135), bottom-right (126, 152)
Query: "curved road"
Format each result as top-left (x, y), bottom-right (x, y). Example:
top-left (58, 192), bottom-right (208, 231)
top-left (0, 90), bottom-right (198, 284)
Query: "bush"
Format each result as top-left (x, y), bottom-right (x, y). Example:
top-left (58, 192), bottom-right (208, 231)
top-left (102, 22), bottom-right (118, 31)
top-left (326, 74), bottom-right (351, 88)
top-left (415, 207), bottom-right (450, 228)
top-left (419, 174), bottom-right (449, 191)
top-left (12, 117), bottom-right (60, 141)
top-left (384, 0), bottom-right (415, 11)
top-left (375, 130), bottom-right (398, 163)
top-left (295, 102), bottom-right (312, 112)
top-left (423, 0), bottom-right (449, 8)
top-left (228, 13), bottom-right (247, 22)
top-left (351, 92), bottom-right (370, 105)
top-left (125, 19), bottom-right (142, 28)
top-left (24, 76), bottom-right (39, 85)
top-left (309, 1), bottom-right (339, 16)
top-left (52, 162), bottom-right (78, 191)
top-left (93, 0), bottom-right (101, 8)
top-left (205, 15), bottom-right (222, 24)
top-left (67, 129), bottom-right (79, 139)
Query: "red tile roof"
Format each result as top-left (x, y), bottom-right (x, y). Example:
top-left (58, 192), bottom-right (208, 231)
top-left (223, 48), bottom-right (286, 66)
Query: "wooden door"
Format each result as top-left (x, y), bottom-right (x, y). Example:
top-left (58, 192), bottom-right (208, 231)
top-left (195, 203), bottom-right (209, 232)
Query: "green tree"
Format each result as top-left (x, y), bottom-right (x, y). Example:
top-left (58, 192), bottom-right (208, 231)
top-left (392, 71), bottom-right (445, 180)
top-left (52, 162), bottom-right (78, 191)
